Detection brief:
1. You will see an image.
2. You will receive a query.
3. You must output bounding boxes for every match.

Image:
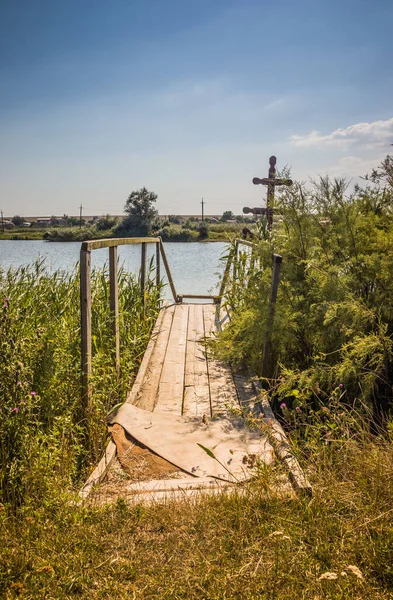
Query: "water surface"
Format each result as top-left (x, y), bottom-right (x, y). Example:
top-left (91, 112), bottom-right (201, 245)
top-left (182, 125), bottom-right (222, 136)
top-left (0, 240), bottom-right (228, 297)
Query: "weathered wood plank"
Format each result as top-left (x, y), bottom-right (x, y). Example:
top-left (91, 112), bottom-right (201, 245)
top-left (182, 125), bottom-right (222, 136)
top-left (156, 304), bottom-right (189, 414)
top-left (132, 305), bottom-right (176, 411)
top-left (203, 304), bottom-right (239, 417)
top-left (81, 237), bottom-right (160, 251)
top-left (79, 439), bottom-right (117, 500)
top-left (109, 246), bottom-right (120, 377)
top-left (183, 304), bottom-right (211, 418)
top-left (80, 248), bottom-right (92, 407)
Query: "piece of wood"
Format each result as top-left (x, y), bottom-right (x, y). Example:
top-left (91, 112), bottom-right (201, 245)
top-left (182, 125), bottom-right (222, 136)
top-left (261, 254), bottom-right (282, 379)
top-left (79, 439), bottom-right (117, 500)
top-left (132, 305), bottom-right (176, 411)
top-left (183, 304), bottom-right (211, 418)
top-left (159, 239), bottom-right (178, 303)
top-left (156, 304), bottom-right (189, 413)
top-left (80, 247), bottom-right (92, 407)
top-left (178, 294), bottom-right (219, 301)
top-left (252, 379), bottom-right (312, 495)
top-left (141, 242), bottom-right (147, 308)
top-left (81, 237), bottom-right (160, 251)
top-left (109, 245), bottom-right (120, 377)
top-left (125, 477), bottom-right (233, 494)
top-left (203, 305), bottom-right (239, 417)
top-left (156, 241), bottom-right (160, 287)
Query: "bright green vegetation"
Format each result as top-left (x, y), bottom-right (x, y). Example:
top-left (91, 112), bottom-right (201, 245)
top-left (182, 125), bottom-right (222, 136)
top-left (215, 160), bottom-right (393, 424)
top-left (0, 261), bottom-right (161, 508)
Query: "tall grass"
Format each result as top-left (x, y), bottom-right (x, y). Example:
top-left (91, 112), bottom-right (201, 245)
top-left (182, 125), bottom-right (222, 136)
top-left (0, 259), bottom-right (161, 508)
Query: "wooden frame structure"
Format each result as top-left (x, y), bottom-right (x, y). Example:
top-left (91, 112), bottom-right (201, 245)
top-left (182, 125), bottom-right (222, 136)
top-left (80, 236), bottom-right (222, 405)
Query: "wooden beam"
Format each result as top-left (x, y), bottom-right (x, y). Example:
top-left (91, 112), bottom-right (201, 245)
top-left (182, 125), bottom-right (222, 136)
top-left (141, 242), bottom-right (147, 309)
top-left (109, 246), bottom-right (120, 377)
top-left (156, 241), bottom-right (160, 287)
top-left (159, 239), bottom-right (178, 303)
top-left (80, 247), bottom-right (92, 408)
top-left (261, 254), bottom-right (283, 379)
top-left (81, 237), bottom-right (160, 251)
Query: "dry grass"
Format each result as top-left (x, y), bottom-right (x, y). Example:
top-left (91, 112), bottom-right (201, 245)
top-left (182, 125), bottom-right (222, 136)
top-left (1, 436), bottom-right (393, 599)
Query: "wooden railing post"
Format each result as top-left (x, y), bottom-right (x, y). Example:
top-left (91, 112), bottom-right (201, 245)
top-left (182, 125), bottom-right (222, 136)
top-left (80, 246), bottom-right (92, 407)
top-left (219, 253), bottom-right (233, 300)
top-left (109, 245), bottom-right (120, 377)
top-left (261, 254), bottom-right (283, 379)
top-left (156, 241), bottom-right (160, 287)
top-left (159, 239), bottom-right (178, 303)
top-left (141, 242), bottom-right (147, 308)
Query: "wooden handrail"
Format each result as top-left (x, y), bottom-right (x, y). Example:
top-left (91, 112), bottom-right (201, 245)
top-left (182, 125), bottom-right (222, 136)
top-left (81, 237), bottom-right (160, 251)
top-left (80, 236), bottom-right (171, 404)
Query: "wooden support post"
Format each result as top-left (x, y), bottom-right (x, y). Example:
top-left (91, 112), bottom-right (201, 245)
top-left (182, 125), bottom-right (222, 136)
top-left (261, 254), bottom-right (283, 379)
top-left (233, 240), bottom-right (239, 282)
top-left (219, 254), bottom-right (233, 299)
top-left (159, 239), bottom-right (178, 303)
top-left (141, 242), bottom-right (147, 308)
top-left (156, 241), bottom-right (160, 287)
top-left (109, 246), bottom-right (120, 377)
top-left (80, 247), bottom-right (92, 407)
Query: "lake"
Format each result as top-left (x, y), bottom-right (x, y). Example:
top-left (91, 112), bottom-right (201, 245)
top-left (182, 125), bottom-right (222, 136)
top-left (0, 240), bottom-right (229, 297)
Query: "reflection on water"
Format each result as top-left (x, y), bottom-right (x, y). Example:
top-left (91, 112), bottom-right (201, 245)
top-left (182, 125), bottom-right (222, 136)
top-left (0, 240), bottom-right (228, 296)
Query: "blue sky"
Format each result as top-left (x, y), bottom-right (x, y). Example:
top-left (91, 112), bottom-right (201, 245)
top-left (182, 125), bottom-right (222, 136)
top-left (1, 0), bottom-right (392, 217)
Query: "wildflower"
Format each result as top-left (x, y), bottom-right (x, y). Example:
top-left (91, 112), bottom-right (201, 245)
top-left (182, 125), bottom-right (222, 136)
top-left (11, 407), bottom-right (19, 414)
top-left (30, 391), bottom-right (36, 397)
top-left (339, 383), bottom-right (343, 388)
top-left (280, 402), bottom-right (287, 409)
top-left (295, 406), bottom-right (301, 412)
top-left (17, 381), bottom-right (22, 386)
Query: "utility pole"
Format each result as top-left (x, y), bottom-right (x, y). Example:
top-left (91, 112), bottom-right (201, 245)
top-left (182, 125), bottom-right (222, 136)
top-left (201, 198), bottom-right (205, 222)
top-left (1, 210), bottom-right (4, 233)
top-left (79, 204), bottom-right (83, 229)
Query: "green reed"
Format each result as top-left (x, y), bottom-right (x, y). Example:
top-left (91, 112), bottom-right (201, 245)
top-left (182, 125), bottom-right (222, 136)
top-left (0, 259), bottom-right (162, 508)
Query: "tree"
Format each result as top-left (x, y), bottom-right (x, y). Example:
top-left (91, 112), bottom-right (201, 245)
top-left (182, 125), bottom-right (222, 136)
top-left (221, 210), bottom-right (234, 221)
top-left (120, 187), bottom-right (158, 235)
top-left (11, 215), bottom-right (24, 226)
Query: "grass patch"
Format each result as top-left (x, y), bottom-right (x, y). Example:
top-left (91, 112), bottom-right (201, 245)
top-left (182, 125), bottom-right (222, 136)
top-left (1, 434), bottom-right (392, 598)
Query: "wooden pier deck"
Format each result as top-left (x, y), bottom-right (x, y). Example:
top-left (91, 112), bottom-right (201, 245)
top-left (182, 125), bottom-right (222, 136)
top-left (81, 302), bottom-right (310, 503)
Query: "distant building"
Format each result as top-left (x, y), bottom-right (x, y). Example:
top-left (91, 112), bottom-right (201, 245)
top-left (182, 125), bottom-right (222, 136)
top-left (3, 221), bottom-right (15, 229)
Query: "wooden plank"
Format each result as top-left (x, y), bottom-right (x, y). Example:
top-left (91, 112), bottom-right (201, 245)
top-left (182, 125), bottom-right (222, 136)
top-left (141, 242), bottom-right (146, 308)
top-left (159, 240), bottom-right (178, 303)
top-left (109, 246), bottom-right (120, 377)
top-left (155, 304), bottom-right (189, 414)
top-left (203, 304), bottom-right (239, 417)
top-left (80, 248), bottom-right (92, 408)
top-left (183, 304), bottom-right (211, 418)
top-left (81, 237), bottom-right (160, 251)
top-left (125, 477), bottom-right (233, 494)
top-left (79, 440), bottom-right (117, 500)
top-left (131, 305), bottom-right (176, 411)
top-left (252, 379), bottom-right (312, 496)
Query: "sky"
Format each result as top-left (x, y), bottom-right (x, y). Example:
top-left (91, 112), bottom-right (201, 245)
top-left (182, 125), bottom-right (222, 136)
top-left (1, 0), bottom-right (392, 217)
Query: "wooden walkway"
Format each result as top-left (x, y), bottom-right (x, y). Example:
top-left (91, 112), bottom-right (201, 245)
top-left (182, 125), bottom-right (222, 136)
top-left (129, 303), bottom-right (238, 417)
top-left (81, 303), bottom-right (310, 503)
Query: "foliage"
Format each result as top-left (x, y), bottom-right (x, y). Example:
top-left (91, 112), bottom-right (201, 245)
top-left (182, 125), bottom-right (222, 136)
top-left (11, 215), bottom-right (24, 226)
top-left (118, 187), bottom-right (159, 235)
top-left (0, 260), bottom-right (161, 508)
top-left (215, 156), bottom-right (393, 422)
top-left (95, 214), bottom-right (118, 231)
top-left (197, 222), bottom-right (209, 239)
top-left (221, 210), bottom-right (234, 221)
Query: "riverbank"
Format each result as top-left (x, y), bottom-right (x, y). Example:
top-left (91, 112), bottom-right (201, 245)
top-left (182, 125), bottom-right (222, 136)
top-left (0, 222), bottom-right (246, 242)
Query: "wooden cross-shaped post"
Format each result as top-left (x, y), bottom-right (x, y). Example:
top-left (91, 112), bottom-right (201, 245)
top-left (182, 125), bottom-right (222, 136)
top-left (252, 156), bottom-right (292, 231)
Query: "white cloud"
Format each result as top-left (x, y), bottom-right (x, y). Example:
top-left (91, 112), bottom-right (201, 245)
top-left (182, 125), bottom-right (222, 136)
top-left (290, 117), bottom-right (393, 149)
